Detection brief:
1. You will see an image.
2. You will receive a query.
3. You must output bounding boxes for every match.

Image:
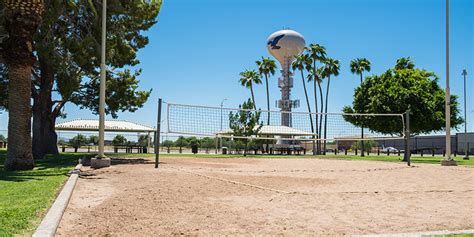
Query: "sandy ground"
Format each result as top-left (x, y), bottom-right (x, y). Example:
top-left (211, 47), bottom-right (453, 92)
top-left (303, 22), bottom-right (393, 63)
top-left (56, 157), bottom-right (474, 236)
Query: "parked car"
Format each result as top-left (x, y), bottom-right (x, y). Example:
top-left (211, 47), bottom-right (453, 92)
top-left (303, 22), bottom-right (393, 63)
top-left (381, 146), bottom-right (398, 153)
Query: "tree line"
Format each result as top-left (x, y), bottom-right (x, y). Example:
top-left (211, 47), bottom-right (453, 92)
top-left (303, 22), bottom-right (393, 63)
top-left (161, 135), bottom-right (264, 154)
top-left (61, 134), bottom-right (151, 151)
top-left (162, 136), bottom-right (216, 152)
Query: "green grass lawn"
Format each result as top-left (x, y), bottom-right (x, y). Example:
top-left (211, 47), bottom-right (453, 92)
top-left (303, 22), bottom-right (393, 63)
top-left (0, 150), bottom-right (84, 235)
top-left (115, 152), bottom-right (474, 166)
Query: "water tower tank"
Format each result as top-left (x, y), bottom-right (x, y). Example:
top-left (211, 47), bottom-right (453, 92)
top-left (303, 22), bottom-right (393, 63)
top-left (267, 29), bottom-right (306, 67)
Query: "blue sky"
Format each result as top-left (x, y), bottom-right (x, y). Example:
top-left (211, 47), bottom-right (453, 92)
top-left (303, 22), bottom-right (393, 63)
top-left (0, 0), bottom-right (473, 134)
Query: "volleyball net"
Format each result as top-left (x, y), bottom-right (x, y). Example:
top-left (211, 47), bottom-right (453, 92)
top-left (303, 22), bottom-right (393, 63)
top-left (166, 103), bottom-right (407, 142)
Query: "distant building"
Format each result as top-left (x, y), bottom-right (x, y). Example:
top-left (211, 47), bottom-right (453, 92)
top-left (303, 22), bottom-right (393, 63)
top-left (334, 133), bottom-right (474, 155)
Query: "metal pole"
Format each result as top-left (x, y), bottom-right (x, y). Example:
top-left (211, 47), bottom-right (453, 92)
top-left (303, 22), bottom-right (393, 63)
top-left (98, 0), bottom-right (107, 158)
top-left (215, 136), bottom-right (218, 154)
top-left (219, 99), bottom-right (227, 152)
top-left (147, 132), bottom-right (151, 153)
top-left (463, 69), bottom-right (469, 160)
top-left (442, 0), bottom-right (456, 166)
top-left (155, 98), bottom-right (162, 168)
top-left (405, 110), bottom-right (411, 166)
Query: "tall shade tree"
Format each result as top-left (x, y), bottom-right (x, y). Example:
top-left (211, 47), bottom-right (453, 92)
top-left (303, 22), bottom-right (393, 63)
top-left (350, 58), bottom-right (371, 157)
top-left (2, 0), bottom-right (44, 170)
top-left (0, 1), bottom-right (162, 160)
top-left (306, 44), bottom-right (326, 154)
top-left (239, 69), bottom-right (261, 110)
top-left (292, 54), bottom-right (315, 154)
top-left (343, 59), bottom-right (463, 136)
top-left (256, 57), bottom-right (276, 125)
top-left (321, 57), bottom-right (340, 153)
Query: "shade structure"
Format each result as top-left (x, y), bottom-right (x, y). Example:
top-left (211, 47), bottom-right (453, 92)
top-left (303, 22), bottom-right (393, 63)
top-left (216, 125), bottom-right (314, 137)
top-left (56, 119), bottom-right (155, 133)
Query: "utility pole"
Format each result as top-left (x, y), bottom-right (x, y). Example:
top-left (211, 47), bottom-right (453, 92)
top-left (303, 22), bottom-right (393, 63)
top-left (463, 69), bottom-right (469, 160)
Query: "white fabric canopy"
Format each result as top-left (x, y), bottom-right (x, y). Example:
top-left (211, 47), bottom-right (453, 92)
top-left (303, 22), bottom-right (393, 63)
top-left (217, 125), bottom-right (314, 136)
top-left (55, 119), bottom-right (155, 133)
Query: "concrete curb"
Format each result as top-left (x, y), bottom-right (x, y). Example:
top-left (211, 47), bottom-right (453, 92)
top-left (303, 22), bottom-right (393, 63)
top-left (33, 164), bottom-right (82, 237)
top-left (354, 229), bottom-right (474, 237)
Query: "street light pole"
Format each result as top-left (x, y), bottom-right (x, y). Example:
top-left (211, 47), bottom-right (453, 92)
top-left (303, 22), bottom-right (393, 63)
top-left (442, 0), bottom-right (457, 166)
top-left (219, 99), bottom-right (227, 152)
top-left (463, 69), bottom-right (469, 160)
top-left (92, 0), bottom-right (111, 168)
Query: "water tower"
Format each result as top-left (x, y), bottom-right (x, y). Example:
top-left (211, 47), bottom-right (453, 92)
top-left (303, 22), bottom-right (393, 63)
top-left (267, 29), bottom-right (305, 127)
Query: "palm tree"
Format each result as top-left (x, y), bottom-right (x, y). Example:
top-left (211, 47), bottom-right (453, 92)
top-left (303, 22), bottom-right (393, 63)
top-left (321, 58), bottom-right (340, 154)
top-left (395, 57), bottom-right (415, 70)
top-left (3, 0), bottom-right (44, 170)
top-left (256, 57), bottom-right (277, 125)
top-left (306, 43), bottom-right (326, 154)
top-left (306, 67), bottom-right (319, 151)
top-left (315, 66), bottom-right (325, 139)
top-left (292, 54), bottom-right (316, 154)
top-left (350, 58), bottom-right (371, 157)
top-left (239, 69), bottom-right (261, 110)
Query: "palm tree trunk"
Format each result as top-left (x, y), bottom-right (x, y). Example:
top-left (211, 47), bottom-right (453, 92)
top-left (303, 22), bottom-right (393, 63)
top-left (5, 65), bottom-right (35, 170)
top-left (313, 78), bottom-right (319, 154)
top-left (317, 80), bottom-right (324, 154)
top-left (300, 70), bottom-right (315, 155)
top-left (265, 74), bottom-right (270, 124)
top-left (323, 75), bottom-right (331, 154)
top-left (360, 73), bottom-right (365, 157)
top-left (3, 8), bottom-right (42, 170)
top-left (250, 84), bottom-right (257, 110)
top-left (313, 61), bottom-right (321, 155)
top-left (264, 74), bottom-right (270, 153)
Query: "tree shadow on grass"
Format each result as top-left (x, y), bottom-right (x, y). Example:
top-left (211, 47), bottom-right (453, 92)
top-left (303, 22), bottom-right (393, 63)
top-left (0, 151), bottom-right (82, 182)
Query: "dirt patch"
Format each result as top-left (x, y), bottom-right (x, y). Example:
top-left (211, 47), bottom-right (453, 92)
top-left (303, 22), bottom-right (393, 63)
top-left (57, 157), bottom-right (474, 235)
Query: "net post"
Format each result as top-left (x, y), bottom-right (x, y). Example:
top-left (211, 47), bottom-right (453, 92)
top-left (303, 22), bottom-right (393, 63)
top-left (215, 136), bottom-right (218, 154)
top-left (155, 98), bottom-right (163, 169)
top-left (404, 109), bottom-right (411, 166)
